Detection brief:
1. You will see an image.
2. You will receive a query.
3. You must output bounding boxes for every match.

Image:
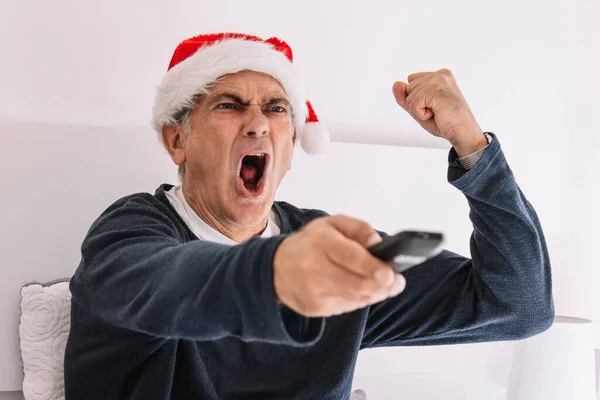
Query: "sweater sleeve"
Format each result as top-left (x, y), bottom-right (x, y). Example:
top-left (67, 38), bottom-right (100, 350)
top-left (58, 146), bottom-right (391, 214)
top-left (69, 196), bottom-right (324, 345)
top-left (361, 134), bottom-right (555, 348)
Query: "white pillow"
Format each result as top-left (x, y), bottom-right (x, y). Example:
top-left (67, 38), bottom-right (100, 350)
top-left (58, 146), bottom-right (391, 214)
top-left (19, 281), bottom-right (71, 400)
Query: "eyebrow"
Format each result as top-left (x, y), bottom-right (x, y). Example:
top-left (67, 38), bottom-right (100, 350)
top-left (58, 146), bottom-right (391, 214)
top-left (265, 97), bottom-right (291, 107)
top-left (205, 92), bottom-right (291, 108)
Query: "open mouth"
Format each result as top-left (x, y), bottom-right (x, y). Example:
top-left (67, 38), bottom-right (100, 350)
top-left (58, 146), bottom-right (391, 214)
top-left (239, 153), bottom-right (267, 192)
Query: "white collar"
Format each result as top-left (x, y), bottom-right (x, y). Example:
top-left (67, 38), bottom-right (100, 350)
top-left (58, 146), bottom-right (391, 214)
top-left (165, 185), bottom-right (280, 245)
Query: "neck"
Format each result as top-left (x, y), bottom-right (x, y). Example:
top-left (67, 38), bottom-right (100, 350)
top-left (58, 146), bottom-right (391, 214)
top-left (181, 184), bottom-right (269, 243)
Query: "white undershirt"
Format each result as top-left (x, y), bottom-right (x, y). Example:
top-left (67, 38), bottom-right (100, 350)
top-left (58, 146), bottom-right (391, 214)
top-left (165, 185), bottom-right (280, 245)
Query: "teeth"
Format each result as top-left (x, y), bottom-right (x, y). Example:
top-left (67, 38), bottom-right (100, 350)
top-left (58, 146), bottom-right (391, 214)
top-left (248, 153), bottom-right (265, 157)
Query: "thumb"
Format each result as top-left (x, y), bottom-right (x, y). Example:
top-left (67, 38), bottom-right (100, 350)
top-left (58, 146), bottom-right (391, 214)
top-left (392, 81), bottom-right (409, 112)
top-left (327, 215), bottom-right (382, 248)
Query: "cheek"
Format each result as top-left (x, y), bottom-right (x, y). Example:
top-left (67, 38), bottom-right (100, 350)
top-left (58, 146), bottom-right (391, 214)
top-left (186, 132), bottom-right (230, 177)
top-left (279, 136), bottom-right (295, 172)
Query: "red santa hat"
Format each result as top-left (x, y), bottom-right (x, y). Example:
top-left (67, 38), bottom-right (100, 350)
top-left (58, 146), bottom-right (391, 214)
top-left (151, 33), bottom-right (330, 154)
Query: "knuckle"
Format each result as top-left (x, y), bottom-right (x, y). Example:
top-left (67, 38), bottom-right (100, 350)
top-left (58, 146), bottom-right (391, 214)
top-left (355, 278), bottom-right (372, 295)
top-left (440, 86), bottom-right (457, 101)
top-left (431, 78), bottom-right (445, 89)
top-left (380, 268), bottom-right (395, 287)
top-left (330, 214), bottom-right (347, 223)
top-left (438, 68), bottom-right (452, 76)
top-left (440, 74), bottom-right (455, 87)
top-left (339, 248), bottom-right (355, 267)
top-left (311, 218), bottom-right (327, 230)
top-left (357, 220), bottom-right (372, 233)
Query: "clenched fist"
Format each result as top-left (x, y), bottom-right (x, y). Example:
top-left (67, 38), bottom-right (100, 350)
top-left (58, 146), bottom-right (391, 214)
top-left (273, 215), bottom-right (406, 317)
top-left (393, 69), bottom-right (488, 157)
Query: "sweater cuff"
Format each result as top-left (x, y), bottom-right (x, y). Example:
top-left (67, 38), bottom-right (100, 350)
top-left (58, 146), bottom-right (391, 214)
top-left (447, 132), bottom-right (507, 193)
top-left (447, 132), bottom-right (500, 184)
top-left (259, 235), bottom-right (325, 346)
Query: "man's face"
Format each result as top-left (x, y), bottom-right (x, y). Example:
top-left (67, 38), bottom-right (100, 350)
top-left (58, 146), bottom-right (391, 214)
top-left (180, 70), bottom-right (296, 229)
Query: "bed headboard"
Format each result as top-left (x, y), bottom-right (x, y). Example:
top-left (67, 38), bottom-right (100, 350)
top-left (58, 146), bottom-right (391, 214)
top-left (0, 119), bottom-right (471, 391)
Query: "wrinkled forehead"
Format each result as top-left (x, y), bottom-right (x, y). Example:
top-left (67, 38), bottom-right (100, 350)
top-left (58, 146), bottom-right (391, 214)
top-left (207, 71), bottom-right (290, 100)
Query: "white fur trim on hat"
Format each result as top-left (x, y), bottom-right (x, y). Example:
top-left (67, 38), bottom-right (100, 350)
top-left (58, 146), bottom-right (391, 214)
top-left (301, 122), bottom-right (330, 154)
top-left (152, 38), bottom-right (308, 142)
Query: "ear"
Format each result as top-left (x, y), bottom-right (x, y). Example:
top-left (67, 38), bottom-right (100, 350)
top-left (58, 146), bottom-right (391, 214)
top-left (161, 123), bottom-right (187, 167)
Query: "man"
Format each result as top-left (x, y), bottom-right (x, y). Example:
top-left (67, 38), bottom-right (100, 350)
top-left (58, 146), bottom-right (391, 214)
top-left (64, 33), bottom-right (554, 399)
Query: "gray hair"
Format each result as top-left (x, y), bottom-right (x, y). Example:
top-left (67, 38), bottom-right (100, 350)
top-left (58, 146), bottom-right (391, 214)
top-left (171, 98), bottom-right (198, 180)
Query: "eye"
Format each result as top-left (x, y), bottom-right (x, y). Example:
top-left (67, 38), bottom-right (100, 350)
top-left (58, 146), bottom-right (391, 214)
top-left (269, 105), bottom-right (286, 113)
top-left (217, 103), bottom-right (237, 110)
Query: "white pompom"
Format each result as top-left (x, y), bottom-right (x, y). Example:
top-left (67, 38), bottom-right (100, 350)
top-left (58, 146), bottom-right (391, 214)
top-left (300, 122), bottom-right (330, 154)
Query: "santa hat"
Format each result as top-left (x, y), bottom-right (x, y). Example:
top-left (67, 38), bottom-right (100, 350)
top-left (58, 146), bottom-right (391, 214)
top-left (151, 33), bottom-right (330, 154)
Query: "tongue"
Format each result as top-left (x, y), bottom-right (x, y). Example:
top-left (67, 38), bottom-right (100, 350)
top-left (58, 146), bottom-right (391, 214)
top-left (240, 164), bottom-right (258, 184)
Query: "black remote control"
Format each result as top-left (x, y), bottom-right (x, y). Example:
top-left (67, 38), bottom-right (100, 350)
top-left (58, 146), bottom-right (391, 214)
top-left (367, 230), bottom-right (445, 273)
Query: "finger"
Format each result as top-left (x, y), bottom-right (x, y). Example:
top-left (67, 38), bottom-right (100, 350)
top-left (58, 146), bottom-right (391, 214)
top-left (406, 84), bottom-right (435, 121)
top-left (352, 273), bottom-right (406, 306)
top-left (323, 228), bottom-right (379, 276)
top-left (324, 230), bottom-right (396, 288)
top-left (330, 268), bottom-right (406, 306)
top-left (407, 71), bottom-right (433, 82)
top-left (324, 215), bottom-right (394, 284)
top-left (388, 274), bottom-right (407, 296)
top-left (321, 261), bottom-right (389, 302)
top-left (327, 215), bottom-right (380, 248)
top-left (404, 74), bottom-right (429, 96)
top-left (392, 81), bottom-right (409, 112)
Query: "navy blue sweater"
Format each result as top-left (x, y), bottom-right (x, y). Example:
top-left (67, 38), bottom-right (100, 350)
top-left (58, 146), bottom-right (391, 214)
top-left (64, 136), bottom-right (554, 399)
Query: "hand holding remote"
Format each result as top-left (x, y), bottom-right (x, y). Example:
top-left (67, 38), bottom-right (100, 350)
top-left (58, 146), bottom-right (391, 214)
top-left (273, 215), bottom-right (406, 317)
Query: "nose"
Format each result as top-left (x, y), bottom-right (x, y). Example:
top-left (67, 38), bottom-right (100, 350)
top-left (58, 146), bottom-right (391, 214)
top-left (242, 107), bottom-right (269, 138)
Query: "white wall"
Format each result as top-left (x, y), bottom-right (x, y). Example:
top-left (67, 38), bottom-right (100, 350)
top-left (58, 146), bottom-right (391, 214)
top-left (566, 0), bottom-right (600, 339)
top-left (0, 0), bottom-right (598, 397)
top-left (0, 0), bottom-right (585, 148)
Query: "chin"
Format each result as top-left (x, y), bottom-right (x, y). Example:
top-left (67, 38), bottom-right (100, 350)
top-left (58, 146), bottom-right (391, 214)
top-left (230, 201), bottom-right (272, 228)
top-left (230, 185), bottom-right (274, 221)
